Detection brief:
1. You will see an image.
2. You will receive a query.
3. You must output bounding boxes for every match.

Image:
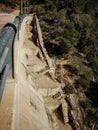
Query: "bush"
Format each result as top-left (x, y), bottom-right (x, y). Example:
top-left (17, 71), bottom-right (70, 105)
top-left (60, 38), bottom-right (73, 53)
top-left (74, 69), bottom-right (93, 90)
top-left (79, 100), bottom-right (93, 109)
top-left (86, 52), bottom-right (98, 75)
top-left (63, 64), bottom-right (78, 75)
top-left (59, 20), bottom-right (79, 53)
top-left (74, 76), bottom-right (91, 90)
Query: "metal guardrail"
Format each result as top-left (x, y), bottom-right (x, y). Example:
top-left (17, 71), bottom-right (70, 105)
top-left (0, 15), bottom-right (23, 101)
top-left (20, 0), bottom-right (28, 14)
top-left (0, 14), bottom-right (46, 102)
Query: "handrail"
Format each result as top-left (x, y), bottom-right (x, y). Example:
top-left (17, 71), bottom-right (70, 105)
top-left (0, 64), bottom-right (10, 100)
top-left (0, 15), bottom-right (24, 102)
top-left (0, 14), bottom-right (52, 102)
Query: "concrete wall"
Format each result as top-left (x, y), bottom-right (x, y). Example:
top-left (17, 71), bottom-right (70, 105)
top-left (12, 16), bottom-right (51, 130)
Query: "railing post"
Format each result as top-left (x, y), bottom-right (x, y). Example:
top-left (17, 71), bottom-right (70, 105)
top-left (0, 64), bottom-right (10, 102)
top-left (21, 0), bottom-right (23, 14)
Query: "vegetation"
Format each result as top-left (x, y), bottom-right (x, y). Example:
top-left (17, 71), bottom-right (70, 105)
top-left (1, 0), bottom-right (98, 128)
top-left (0, 0), bottom-right (18, 6)
top-left (30, 0), bottom-right (98, 128)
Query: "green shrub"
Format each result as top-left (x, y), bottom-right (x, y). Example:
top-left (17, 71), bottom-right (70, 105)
top-left (79, 100), bottom-right (93, 109)
top-left (74, 70), bottom-right (94, 89)
top-left (59, 21), bottom-right (79, 53)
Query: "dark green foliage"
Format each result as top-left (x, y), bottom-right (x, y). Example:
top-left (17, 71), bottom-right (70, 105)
top-left (60, 38), bottom-right (73, 53)
top-left (60, 20), bottom-right (79, 53)
top-left (0, 0), bottom-right (22, 6)
top-left (86, 109), bottom-right (98, 125)
top-left (30, 0), bottom-right (98, 127)
top-left (74, 70), bottom-right (93, 90)
top-left (75, 77), bottom-right (90, 89)
top-left (86, 81), bottom-right (98, 108)
top-left (44, 42), bottom-right (62, 56)
top-left (86, 52), bottom-right (98, 75)
top-left (63, 64), bottom-right (78, 75)
top-left (29, 0), bottom-right (46, 4)
top-left (44, 18), bottom-right (79, 55)
top-left (31, 0), bottom-right (79, 55)
top-left (79, 100), bottom-right (93, 110)
top-left (79, 99), bottom-right (98, 125)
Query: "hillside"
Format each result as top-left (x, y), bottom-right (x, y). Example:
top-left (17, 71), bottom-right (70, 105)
top-left (0, 0), bottom-right (98, 129)
top-left (30, 0), bottom-right (98, 129)
top-left (0, 0), bottom-right (18, 5)
top-left (0, 0), bottom-right (18, 13)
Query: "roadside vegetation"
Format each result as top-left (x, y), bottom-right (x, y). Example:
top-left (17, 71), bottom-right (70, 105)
top-left (30, 0), bottom-right (98, 128)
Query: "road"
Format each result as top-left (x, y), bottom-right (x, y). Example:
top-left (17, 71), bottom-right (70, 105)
top-left (0, 13), bottom-right (15, 33)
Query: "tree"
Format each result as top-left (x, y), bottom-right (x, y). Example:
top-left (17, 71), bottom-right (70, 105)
top-left (60, 20), bottom-right (79, 53)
